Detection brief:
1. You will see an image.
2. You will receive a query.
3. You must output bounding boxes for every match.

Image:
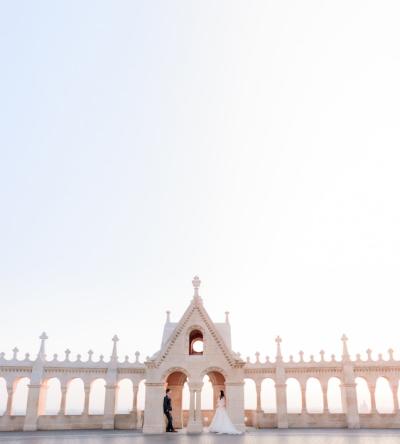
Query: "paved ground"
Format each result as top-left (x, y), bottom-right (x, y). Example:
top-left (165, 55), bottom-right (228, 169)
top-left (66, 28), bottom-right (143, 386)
top-left (1, 429), bottom-right (400, 444)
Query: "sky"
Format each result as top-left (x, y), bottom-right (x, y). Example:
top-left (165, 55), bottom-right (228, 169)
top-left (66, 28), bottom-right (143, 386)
top-left (1, 0), bottom-right (400, 393)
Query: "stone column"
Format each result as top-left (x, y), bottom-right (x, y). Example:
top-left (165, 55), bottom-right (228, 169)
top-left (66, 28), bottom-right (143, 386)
top-left (341, 335), bottom-right (360, 428)
top-left (225, 382), bottom-right (245, 432)
top-left (369, 383), bottom-right (377, 414)
top-left (187, 383), bottom-right (203, 434)
top-left (132, 385), bottom-right (138, 413)
top-left (142, 382), bottom-right (165, 434)
top-left (254, 381), bottom-right (263, 428)
top-left (59, 385), bottom-right (68, 415)
top-left (23, 383), bottom-right (42, 431)
top-left (275, 383), bottom-right (288, 428)
top-left (321, 383), bottom-right (329, 413)
top-left (300, 382), bottom-right (307, 414)
top-left (6, 384), bottom-right (14, 416)
top-left (83, 384), bottom-right (91, 415)
top-left (340, 383), bottom-right (347, 413)
top-left (391, 382), bottom-right (399, 412)
top-left (103, 383), bottom-right (117, 429)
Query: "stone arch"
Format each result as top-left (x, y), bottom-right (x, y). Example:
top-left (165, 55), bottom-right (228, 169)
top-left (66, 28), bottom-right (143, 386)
top-left (327, 376), bottom-right (343, 413)
top-left (65, 378), bottom-right (84, 415)
top-left (355, 377), bottom-right (371, 413)
top-left (116, 378), bottom-right (133, 414)
top-left (286, 377), bottom-right (302, 413)
top-left (165, 370), bottom-right (189, 429)
top-left (89, 378), bottom-right (106, 415)
top-left (261, 377), bottom-right (276, 413)
top-left (162, 367), bottom-right (191, 383)
top-left (43, 377), bottom-right (61, 415)
top-left (375, 376), bottom-right (394, 413)
top-left (305, 377), bottom-right (323, 413)
top-left (202, 369), bottom-right (226, 411)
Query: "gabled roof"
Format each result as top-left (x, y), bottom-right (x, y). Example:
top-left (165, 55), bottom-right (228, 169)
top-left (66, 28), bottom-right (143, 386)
top-left (149, 292), bottom-right (244, 369)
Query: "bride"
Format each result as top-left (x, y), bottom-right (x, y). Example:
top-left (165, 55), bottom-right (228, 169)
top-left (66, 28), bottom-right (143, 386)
top-left (209, 390), bottom-right (242, 434)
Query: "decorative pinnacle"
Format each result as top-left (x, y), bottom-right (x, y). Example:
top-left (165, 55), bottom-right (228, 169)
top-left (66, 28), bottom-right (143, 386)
top-left (341, 334), bottom-right (350, 360)
top-left (166, 311), bottom-right (171, 323)
top-left (12, 347), bottom-right (19, 359)
top-left (111, 335), bottom-right (119, 360)
top-left (225, 311), bottom-right (230, 324)
top-left (275, 336), bottom-right (282, 360)
top-left (192, 275), bottom-right (201, 297)
top-left (38, 332), bottom-right (48, 360)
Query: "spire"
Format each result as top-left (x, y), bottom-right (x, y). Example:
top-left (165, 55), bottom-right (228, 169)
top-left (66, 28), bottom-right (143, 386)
top-left (192, 275), bottom-right (202, 301)
top-left (275, 336), bottom-right (283, 362)
top-left (166, 310), bottom-right (171, 323)
top-left (225, 311), bottom-right (230, 324)
top-left (37, 332), bottom-right (48, 361)
top-left (111, 335), bottom-right (119, 361)
top-left (341, 334), bottom-right (350, 361)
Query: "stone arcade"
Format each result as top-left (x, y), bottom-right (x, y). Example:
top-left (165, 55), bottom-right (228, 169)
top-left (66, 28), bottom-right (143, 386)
top-left (1, 276), bottom-right (400, 433)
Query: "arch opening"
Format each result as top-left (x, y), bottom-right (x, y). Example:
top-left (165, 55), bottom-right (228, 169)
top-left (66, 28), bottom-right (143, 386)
top-left (189, 329), bottom-right (204, 355)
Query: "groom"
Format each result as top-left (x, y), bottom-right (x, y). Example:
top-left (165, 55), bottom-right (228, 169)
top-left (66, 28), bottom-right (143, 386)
top-left (163, 388), bottom-right (177, 432)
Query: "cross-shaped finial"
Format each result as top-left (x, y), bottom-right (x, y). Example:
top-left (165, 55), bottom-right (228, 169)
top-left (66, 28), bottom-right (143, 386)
top-left (40, 332), bottom-right (48, 341)
top-left (12, 347), bottom-right (19, 359)
top-left (192, 275), bottom-right (201, 298)
top-left (341, 334), bottom-right (348, 342)
top-left (65, 349), bottom-right (71, 361)
top-left (112, 335), bottom-right (119, 343)
top-left (275, 336), bottom-right (282, 344)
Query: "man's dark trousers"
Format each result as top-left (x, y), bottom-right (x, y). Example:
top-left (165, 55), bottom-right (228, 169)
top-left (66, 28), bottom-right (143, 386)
top-left (165, 411), bottom-right (173, 432)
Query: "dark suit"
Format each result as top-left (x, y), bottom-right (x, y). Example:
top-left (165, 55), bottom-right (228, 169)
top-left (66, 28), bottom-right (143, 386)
top-left (163, 394), bottom-right (174, 432)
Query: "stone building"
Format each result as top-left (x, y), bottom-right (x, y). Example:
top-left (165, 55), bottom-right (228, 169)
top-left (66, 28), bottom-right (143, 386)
top-left (0, 276), bottom-right (399, 433)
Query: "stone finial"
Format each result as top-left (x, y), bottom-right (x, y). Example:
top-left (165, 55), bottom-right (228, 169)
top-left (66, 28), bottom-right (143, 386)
top-left (225, 311), bottom-right (230, 324)
top-left (25, 353), bottom-right (30, 361)
top-left (38, 332), bottom-right (48, 360)
top-left (88, 350), bottom-right (94, 362)
top-left (192, 275), bottom-right (201, 298)
top-left (356, 353), bottom-right (361, 361)
top-left (76, 354), bottom-right (82, 362)
top-left (388, 348), bottom-right (394, 361)
top-left (135, 351), bottom-right (140, 363)
top-left (310, 354), bottom-right (314, 362)
top-left (341, 334), bottom-right (350, 360)
top-left (320, 350), bottom-right (325, 361)
top-left (0, 352), bottom-right (5, 360)
top-left (65, 349), bottom-right (71, 361)
top-left (255, 352), bottom-right (260, 363)
top-left (289, 355), bottom-right (294, 362)
top-left (265, 355), bottom-right (270, 363)
top-left (246, 356), bottom-right (250, 363)
top-left (111, 335), bottom-right (119, 361)
top-left (166, 311), bottom-right (171, 323)
top-left (378, 353), bottom-right (383, 361)
top-left (275, 336), bottom-right (282, 361)
top-left (124, 355), bottom-right (129, 363)
top-left (299, 350), bottom-right (304, 362)
top-left (366, 348), bottom-right (372, 361)
top-left (99, 354), bottom-right (104, 362)
top-left (331, 354), bottom-right (336, 362)
top-left (12, 347), bottom-right (19, 360)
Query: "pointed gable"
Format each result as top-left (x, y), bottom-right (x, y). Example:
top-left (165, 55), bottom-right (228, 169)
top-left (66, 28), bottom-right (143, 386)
top-left (149, 277), bottom-right (243, 369)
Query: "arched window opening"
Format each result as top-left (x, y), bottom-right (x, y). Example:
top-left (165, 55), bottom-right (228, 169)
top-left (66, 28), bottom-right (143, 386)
top-left (0, 378), bottom-right (7, 415)
top-left (327, 377), bottom-right (343, 413)
top-left (244, 378), bottom-right (256, 410)
top-left (261, 378), bottom-right (277, 413)
top-left (44, 378), bottom-right (61, 415)
top-left (375, 377), bottom-right (394, 413)
top-left (189, 329), bottom-right (204, 355)
top-left (116, 379), bottom-right (133, 414)
top-left (306, 377), bottom-right (323, 413)
top-left (355, 377), bottom-right (371, 413)
top-left (12, 377), bottom-right (30, 415)
top-left (286, 378), bottom-right (302, 413)
top-left (89, 378), bottom-right (106, 415)
top-left (65, 378), bottom-right (84, 415)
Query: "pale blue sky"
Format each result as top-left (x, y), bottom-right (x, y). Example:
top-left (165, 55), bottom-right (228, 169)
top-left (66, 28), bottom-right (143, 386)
top-left (1, 1), bottom-right (400, 365)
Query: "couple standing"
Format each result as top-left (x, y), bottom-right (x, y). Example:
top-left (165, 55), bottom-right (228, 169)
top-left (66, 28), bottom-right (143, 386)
top-left (163, 388), bottom-right (242, 434)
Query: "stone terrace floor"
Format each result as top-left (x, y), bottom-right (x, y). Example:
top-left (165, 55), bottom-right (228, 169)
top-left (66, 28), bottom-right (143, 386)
top-left (1, 429), bottom-right (400, 444)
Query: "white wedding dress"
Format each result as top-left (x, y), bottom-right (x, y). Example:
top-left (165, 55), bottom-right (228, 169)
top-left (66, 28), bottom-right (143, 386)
top-left (209, 397), bottom-right (242, 434)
